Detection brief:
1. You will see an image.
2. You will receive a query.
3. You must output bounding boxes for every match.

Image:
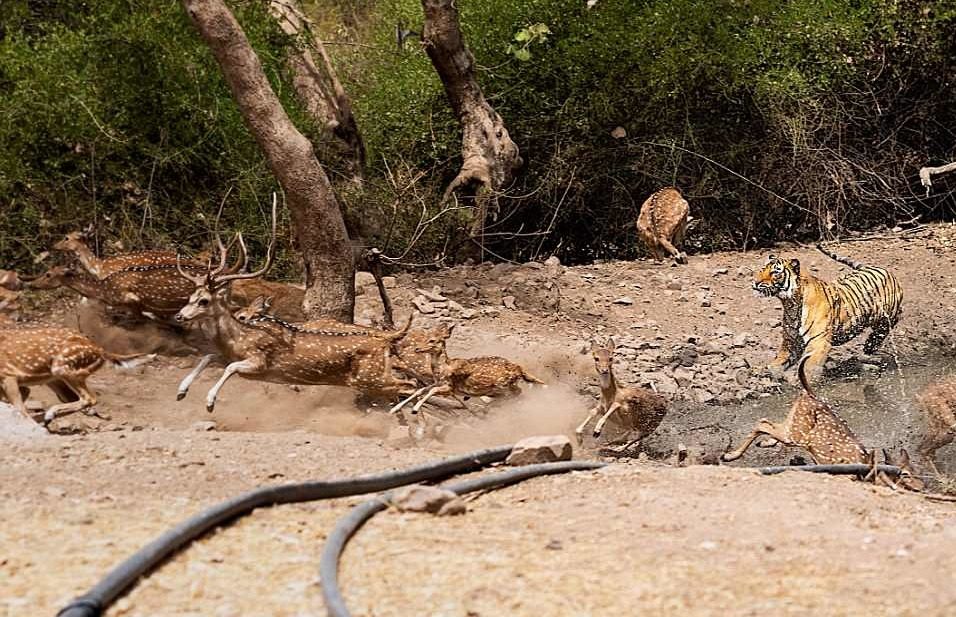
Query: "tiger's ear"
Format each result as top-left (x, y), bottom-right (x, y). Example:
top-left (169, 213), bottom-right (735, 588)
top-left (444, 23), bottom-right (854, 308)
top-left (788, 258), bottom-right (800, 275)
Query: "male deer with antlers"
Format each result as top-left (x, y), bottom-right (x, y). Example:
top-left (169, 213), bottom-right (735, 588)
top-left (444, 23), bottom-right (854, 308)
top-left (173, 196), bottom-right (419, 411)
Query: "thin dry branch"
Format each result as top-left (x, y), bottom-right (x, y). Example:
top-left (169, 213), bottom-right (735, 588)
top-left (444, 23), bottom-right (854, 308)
top-left (919, 161), bottom-right (956, 196)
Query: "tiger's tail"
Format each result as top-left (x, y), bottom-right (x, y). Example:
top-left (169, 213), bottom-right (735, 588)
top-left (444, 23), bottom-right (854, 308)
top-left (816, 244), bottom-right (864, 270)
top-left (797, 355), bottom-right (816, 400)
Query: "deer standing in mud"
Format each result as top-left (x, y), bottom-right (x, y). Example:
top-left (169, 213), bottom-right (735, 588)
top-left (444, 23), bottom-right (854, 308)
top-left (173, 197), bottom-right (419, 411)
top-left (636, 186), bottom-right (690, 264)
top-left (576, 337), bottom-right (667, 451)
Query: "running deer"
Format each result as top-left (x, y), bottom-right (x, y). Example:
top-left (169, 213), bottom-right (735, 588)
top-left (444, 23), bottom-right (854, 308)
top-left (390, 327), bottom-right (544, 415)
top-left (52, 225), bottom-right (187, 278)
top-left (172, 199), bottom-right (418, 411)
top-left (722, 355), bottom-right (868, 465)
top-left (636, 187), bottom-right (690, 264)
top-left (915, 376), bottom-right (956, 476)
top-left (0, 324), bottom-right (154, 426)
top-left (575, 337), bottom-right (667, 451)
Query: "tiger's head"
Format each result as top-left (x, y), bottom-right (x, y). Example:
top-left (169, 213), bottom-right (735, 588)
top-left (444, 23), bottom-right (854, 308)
top-left (753, 255), bottom-right (800, 299)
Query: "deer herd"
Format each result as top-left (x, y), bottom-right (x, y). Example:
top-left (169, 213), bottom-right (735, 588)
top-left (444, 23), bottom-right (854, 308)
top-left (1, 192), bottom-right (955, 493)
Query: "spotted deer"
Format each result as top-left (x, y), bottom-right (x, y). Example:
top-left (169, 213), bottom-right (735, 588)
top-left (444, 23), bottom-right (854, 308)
top-left (636, 186), bottom-right (690, 264)
top-left (0, 269), bottom-right (21, 291)
top-left (575, 337), bottom-right (667, 451)
top-left (0, 324), bottom-right (154, 426)
top-left (0, 287), bottom-right (20, 324)
top-left (389, 328), bottom-right (544, 415)
top-left (52, 225), bottom-right (187, 279)
top-left (172, 201), bottom-right (419, 411)
top-left (915, 376), bottom-right (956, 476)
top-left (723, 355), bottom-right (868, 465)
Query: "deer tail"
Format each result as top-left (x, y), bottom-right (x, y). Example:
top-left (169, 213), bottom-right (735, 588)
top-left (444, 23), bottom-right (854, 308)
top-left (104, 352), bottom-right (157, 370)
top-left (797, 355), bottom-right (816, 399)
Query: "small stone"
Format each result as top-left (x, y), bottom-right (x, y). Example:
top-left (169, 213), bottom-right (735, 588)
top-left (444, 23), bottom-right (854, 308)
top-left (460, 309), bottom-right (478, 320)
top-left (666, 281), bottom-right (683, 291)
top-left (672, 367), bottom-right (695, 388)
top-left (412, 296), bottom-right (436, 314)
top-left (610, 126), bottom-right (627, 139)
top-left (502, 295), bottom-right (517, 310)
top-left (545, 539), bottom-right (563, 550)
top-left (191, 421), bottom-right (217, 432)
top-left (479, 396), bottom-right (493, 404)
top-left (355, 271), bottom-right (375, 289)
top-left (735, 267), bottom-right (750, 278)
top-left (382, 276), bottom-right (398, 289)
top-left (506, 435), bottom-right (573, 466)
top-left (544, 256), bottom-right (561, 267)
top-left (416, 288), bottom-right (448, 302)
top-left (712, 268), bottom-right (729, 276)
top-left (447, 299), bottom-right (465, 312)
top-left (731, 333), bottom-right (753, 348)
top-left (612, 296), bottom-right (634, 305)
top-left (389, 485), bottom-right (464, 515)
top-left (700, 298), bottom-right (712, 307)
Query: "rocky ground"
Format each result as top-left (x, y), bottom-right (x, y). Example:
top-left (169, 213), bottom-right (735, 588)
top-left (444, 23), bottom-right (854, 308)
top-left (3, 226), bottom-right (956, 616)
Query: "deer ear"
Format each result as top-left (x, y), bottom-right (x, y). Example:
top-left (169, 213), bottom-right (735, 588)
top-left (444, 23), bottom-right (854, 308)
top-left (263, 296), bottom-right (274, 310)
top-left (589, 339), bottom-right (601, 354)
top-left (606, 336), bottom-right (616, 352)
top-left (898, 448), bottom-right (911, 466)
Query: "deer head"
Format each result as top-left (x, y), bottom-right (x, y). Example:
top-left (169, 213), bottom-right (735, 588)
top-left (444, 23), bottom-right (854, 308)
top-left (53, 224), bottom-right (94, 252)
top-left (174, 194), bottom-right (276, 324)
top-left (590, 337), bottom-right (616, 388)
top-left (412, 322), bottom-right (455, 355)
top-left (884, 448), bottom-right (926, 492)
top-left (23, 265), bottom-right (75, 290)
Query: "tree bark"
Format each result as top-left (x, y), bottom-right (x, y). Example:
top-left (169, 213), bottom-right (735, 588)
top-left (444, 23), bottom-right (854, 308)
top-left (421, 0), bottom-right (522, 241)
top-left (182, 0), bottom-right (354, 322)
top-left (268, 0), bottom-right (366, 185)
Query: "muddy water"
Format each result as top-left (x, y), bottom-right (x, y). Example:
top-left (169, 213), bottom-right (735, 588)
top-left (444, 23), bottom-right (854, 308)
top-left (697, 358), bottom-right (956, 474)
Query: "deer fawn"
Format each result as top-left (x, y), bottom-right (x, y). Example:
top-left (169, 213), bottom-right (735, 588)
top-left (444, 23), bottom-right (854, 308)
top-left (172, 199), bottom-right (418, 411)
top-left (636, 187), bottom-right (690, 264)
top-left (575, 337), bottom-right (667, 451)
top-left (915, 376), bottom-right (956, 476)
top-left (0, 324), bottom-right (154, 426)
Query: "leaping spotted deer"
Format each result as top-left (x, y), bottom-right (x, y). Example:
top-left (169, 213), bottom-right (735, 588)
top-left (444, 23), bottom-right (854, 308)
top-left (575, 337), bottom-right (667, 451)
top-left (0, 323), bottom-right (154, 426)
top-left (172, 198), bottom-right (419, 411)
top-left (53, 225), bottom-right (188, 279)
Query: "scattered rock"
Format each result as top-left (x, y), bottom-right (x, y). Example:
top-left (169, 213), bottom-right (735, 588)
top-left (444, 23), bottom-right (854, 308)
top-left (354, 271), bottom-right (375, 289)
top-left (502, 295), bottom-right (517, 310)
top-left (544, 256), bottom-right (561, 268)
top-left (712, 267), bottom-right (729, 276)
top-left (460, 309), bottom-right (478, 319)
top-left (382, 276), bottom-right (397, 289)
top-left (612, 296), bottom-right (634, 305)
top-left (506, 435), bottom-right (573, 465)
top-left (666, 281), bottom-right (683, 291)
top-left (412, 296), bottom-right (436, 314)
top-left (416, 287), bottom-right (448, 302)
top-left (389, 485), bottom-right (466, 516)
top-left (191, 421), bottom-right (217, 432)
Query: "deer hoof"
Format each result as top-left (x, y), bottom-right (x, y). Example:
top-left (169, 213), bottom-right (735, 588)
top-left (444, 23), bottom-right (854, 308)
top-left (176, 392), bottom-right (187, 402)
top-left (42, 410), bottom-right (56, 425)
top-left (592, 429), bottom-right (602, 439)
top-left (720, 452), bottom-right (737, 462)
top-left (205, 402), bottom-right (216, 413)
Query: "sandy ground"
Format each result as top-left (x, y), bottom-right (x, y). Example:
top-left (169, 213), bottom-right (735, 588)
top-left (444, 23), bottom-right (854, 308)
top-left (3, 228), bottom-right (956, 616)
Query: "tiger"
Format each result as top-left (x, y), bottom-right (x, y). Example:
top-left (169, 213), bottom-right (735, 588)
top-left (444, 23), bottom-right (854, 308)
top-left (753, 244), bottom-right (903, 381)
top-left (636, 187), bottom-right (689, 264)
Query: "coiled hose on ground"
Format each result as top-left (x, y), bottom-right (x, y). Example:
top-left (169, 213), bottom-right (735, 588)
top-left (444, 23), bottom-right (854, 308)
top-left (56, 445), bottom-right (514, 617)
top-left (55, 441), bottom-right (904, 617)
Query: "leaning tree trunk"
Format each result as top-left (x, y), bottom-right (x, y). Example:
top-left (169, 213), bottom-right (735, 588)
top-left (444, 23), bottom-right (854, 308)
top-left (421, 0), bottom-right (522, 245)
top-left (268, 0), bottom-right (366, 185)
top-left (182, 0), bottom-right (354, 322)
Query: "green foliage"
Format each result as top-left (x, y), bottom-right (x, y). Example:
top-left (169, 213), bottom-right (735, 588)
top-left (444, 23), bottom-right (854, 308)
top-left (0, 0), bottom-right (310, 274)
top-left (506, 23), bottom-right (551, 61)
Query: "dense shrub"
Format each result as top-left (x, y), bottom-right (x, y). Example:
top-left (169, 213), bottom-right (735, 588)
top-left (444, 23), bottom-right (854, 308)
top-left (2, 0), bottom-right (955, 270)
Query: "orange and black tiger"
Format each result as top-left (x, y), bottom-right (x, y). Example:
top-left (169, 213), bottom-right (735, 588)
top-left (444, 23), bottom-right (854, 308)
top-left (753, 244), bottom-right (903, 380)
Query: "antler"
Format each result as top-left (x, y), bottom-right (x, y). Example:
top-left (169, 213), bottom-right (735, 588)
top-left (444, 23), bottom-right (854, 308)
top-left (176, 253), bottom-right (206, 286)
top-left (215, 192), bottom-right (278, 285)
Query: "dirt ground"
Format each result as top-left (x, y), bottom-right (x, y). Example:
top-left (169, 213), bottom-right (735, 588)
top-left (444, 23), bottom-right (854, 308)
top-left (3, 227), bottom-right (956, 616)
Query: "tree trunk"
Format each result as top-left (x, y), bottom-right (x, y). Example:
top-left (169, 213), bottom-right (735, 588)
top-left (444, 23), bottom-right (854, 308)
top-left (421, 0), bottom-right (522, 244)
top-left (182, 0), bottom-right (354, 322)
top-left (268, 0), bottom-right (366, 185)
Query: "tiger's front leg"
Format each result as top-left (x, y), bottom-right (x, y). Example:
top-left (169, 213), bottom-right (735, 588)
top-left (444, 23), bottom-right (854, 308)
top-left (768, 336), bottom-right (794, 371)
top-left (800, 333), bottom-right (833, 384)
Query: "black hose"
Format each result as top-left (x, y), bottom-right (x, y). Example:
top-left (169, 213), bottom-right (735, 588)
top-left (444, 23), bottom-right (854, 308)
top-left (755, 463), bottom-right (901, 476)
top-left (320, 460), bottom-right (606, 617)
top-left (57, 445), bottom-right (513, 617)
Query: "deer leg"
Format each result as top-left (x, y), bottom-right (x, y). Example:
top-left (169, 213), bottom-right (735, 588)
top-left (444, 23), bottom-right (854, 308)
top-left (657, 237), bottom-right (686, 264)
top-left (390, 385), bottom-right (431, 415)
top-left (412, 385), bottom-right (453, 413)
top-left (575, 404), bottom-right (603, 445)
top-left (592, 402), bottom-right (622, 438)
top-left (177, 354), bottom-right (215, 401)
top-left (47, 380), bottom-right (80, 404)
top-left (43, 379), bottom-right (96, 424)
top-left (205, 359), bottom-right (262, 413)
top-left (2, 376), bottom-right (36, 424)
top-left (721, 419), bottom-right (792, 462)
top-left (917, 423), bottom-right (953, 477)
